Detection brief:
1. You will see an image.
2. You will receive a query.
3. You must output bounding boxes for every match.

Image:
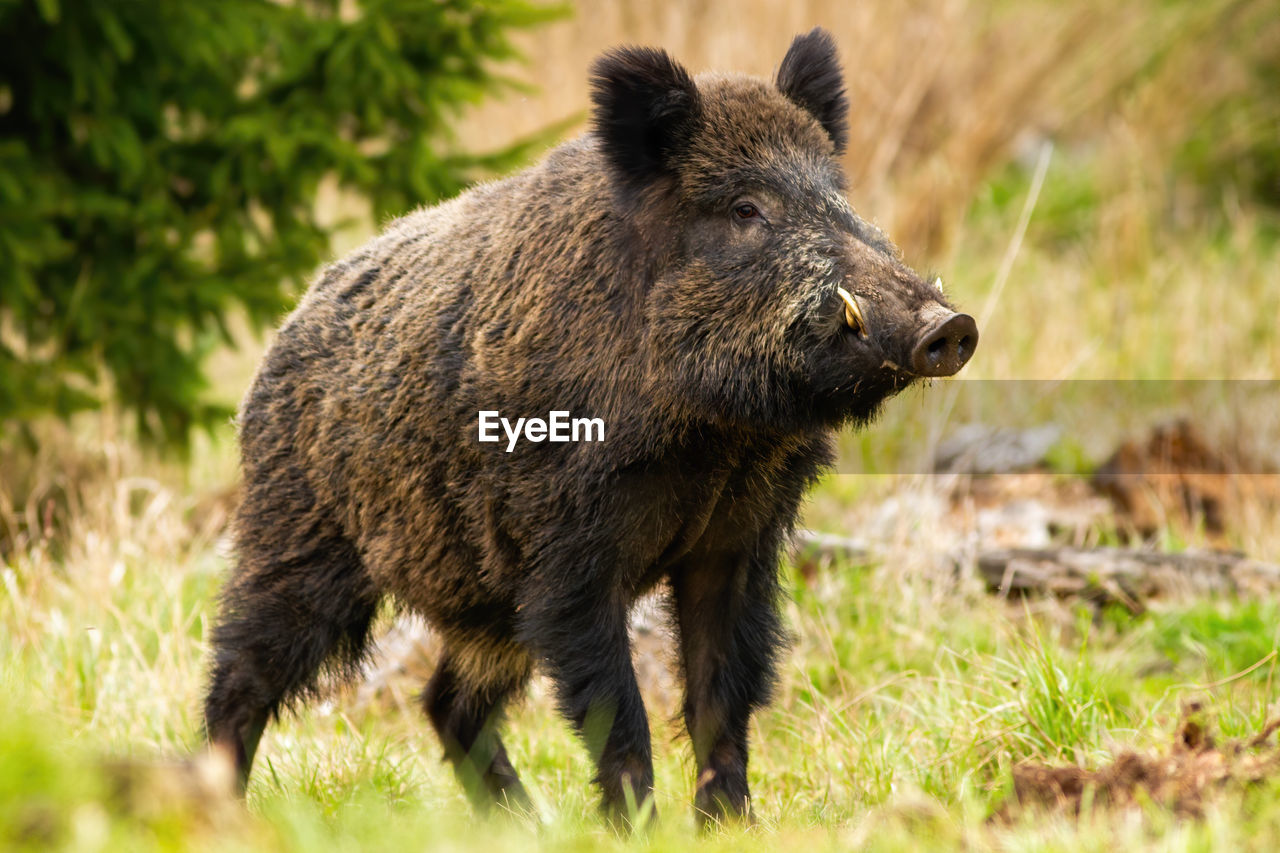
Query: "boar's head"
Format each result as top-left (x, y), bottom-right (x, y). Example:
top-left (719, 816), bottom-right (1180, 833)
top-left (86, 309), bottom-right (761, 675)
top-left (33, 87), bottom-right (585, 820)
top-left (591, 28), bottom-right (977, 431)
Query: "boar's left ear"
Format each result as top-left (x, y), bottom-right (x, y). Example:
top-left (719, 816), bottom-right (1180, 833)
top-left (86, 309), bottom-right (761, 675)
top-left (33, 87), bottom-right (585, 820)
top-left (590, 46), bottom-right (702, 186)
top-left (776, 27), bottom-right (849, 155)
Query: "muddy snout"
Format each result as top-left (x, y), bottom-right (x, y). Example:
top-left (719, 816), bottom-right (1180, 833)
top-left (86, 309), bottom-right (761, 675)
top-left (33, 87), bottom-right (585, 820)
top-left (910, 312), bottom-right (978, 377)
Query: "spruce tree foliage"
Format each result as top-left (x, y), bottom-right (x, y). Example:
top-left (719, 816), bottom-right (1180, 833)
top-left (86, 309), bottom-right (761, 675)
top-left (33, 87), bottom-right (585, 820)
top-left (0, 0), bottom-right (562, 447)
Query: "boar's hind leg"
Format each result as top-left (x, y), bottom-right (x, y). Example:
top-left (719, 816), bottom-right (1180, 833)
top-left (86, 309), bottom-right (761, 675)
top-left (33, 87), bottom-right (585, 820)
top-left (423, 642), bottom-right (534, 815)
top-left (521, 589), bottom-right (655, 830)
top-left (204, 499), bottom-right (379, 792)
top-left (672, 553), bottom-right (785, 829)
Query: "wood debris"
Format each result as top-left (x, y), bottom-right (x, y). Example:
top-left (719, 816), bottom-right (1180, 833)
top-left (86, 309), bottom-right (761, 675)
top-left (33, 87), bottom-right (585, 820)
top-left (1002, 704), bottom-right (1280, 819)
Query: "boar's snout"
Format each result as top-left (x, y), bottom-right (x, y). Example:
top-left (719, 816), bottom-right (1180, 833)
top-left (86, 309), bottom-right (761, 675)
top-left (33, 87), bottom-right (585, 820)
top-left (909, 312), bottom-right (978, 377)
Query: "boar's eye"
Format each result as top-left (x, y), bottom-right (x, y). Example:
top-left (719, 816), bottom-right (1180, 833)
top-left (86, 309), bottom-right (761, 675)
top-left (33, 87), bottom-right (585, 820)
top-left (733, 202), bottom-right (761, 221)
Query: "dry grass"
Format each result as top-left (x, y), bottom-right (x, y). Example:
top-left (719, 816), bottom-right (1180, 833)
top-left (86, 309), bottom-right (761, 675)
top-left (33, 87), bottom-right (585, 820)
top-left (454, 0), bottom-right (1268, 261)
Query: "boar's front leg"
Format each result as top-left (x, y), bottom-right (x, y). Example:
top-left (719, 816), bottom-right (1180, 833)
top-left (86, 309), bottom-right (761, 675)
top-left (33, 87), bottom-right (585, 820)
top-left (518, 573), bottom-right (655, 830)
top-left (671, 549), bottom-right (785, 829)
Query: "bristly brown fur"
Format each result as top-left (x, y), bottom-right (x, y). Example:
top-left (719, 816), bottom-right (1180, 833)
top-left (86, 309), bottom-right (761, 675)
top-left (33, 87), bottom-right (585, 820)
top-left (203, 27), bottom-right (974, 830)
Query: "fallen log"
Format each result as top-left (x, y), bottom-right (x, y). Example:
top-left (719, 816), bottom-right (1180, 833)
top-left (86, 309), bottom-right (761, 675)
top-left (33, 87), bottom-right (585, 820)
top-left (973, 546), bottom-right (1280, 614)
top-left (789, 532), bottom-right (1280, 614)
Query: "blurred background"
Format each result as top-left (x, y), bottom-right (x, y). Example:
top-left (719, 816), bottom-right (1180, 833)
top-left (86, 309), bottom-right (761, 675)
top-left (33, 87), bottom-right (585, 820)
top-left (6, 0), bottom-right (1278, 564)
top-left (2, 0), bottom-right (1280, 848)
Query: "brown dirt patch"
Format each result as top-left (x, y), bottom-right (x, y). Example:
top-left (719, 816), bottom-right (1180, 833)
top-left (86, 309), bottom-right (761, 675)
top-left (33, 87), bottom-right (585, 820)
top-left (1092, 419), bottom-right (1280, 541)
top-left (1001, 704), bottom-right (1280, 819)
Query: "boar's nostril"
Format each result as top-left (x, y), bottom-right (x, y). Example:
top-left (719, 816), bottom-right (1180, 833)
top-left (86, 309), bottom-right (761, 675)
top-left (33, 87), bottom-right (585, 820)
top-left (910, 313), bottom-right (978, 377)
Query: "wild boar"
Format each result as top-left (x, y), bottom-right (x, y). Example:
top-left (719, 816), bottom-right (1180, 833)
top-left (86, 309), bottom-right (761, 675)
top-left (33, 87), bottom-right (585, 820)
top-left (203, 27), bottom-right (977, 829)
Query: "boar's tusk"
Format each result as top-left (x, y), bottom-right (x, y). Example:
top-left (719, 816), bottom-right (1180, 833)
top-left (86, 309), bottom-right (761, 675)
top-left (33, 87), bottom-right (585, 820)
top-left (836, 286), bottom-right (868, 339)
top-left (934, 276), bottom-right (944, 294)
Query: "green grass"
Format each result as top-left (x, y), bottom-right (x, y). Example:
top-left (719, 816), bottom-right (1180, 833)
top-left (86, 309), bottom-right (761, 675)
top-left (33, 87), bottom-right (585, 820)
top-left (4, 475), bottom-right (1280, 851)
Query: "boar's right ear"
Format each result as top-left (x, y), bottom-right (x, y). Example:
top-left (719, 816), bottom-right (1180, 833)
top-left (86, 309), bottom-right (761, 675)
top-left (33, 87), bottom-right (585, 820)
top-left (776, 28), bottom-right (849, 155)
top-left (590, 47), bottom-right (701, 186)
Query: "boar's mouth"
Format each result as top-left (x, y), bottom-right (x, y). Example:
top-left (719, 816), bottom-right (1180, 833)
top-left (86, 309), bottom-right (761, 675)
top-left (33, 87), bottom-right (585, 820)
top-left (835, 287), bottom-right (868, 339)
top-left (828, 286), bottom-right (979, 380)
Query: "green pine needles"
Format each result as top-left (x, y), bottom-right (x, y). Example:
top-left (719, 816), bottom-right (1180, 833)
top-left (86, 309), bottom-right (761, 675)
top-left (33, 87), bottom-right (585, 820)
top-left (0, 0), bottom-right (564, 447)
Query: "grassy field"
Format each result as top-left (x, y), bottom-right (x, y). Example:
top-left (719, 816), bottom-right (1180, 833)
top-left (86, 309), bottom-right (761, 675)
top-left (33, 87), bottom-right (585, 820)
top-left (4, 0), bottom-right (1280, 849)
top-left (5, 438), bottom-right (1280, 851)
